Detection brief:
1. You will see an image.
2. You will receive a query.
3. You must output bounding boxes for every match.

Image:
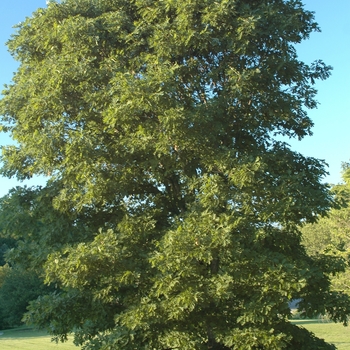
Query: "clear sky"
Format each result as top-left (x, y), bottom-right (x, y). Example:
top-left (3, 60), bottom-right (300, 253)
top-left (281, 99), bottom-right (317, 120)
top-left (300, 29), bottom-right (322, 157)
top-left (0, 0), bottom-right (349, 198)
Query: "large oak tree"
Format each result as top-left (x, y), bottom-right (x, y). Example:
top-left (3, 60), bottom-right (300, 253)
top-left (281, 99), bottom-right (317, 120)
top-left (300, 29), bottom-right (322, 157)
top-left (1, 0), bottom-right (349, 348)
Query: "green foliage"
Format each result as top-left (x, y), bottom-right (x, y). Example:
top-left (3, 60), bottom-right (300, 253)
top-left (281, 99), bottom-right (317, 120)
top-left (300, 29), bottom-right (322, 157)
top-left (0, 237), bottom-right (16, 266)
top-left (302, 164), bottom-right (350, 294)
top-left (0, 267), bottom-right (52, 329)
top-left (0, 185), bottom-right (99, 272)
top-left (0, 0), bottom-right (348, 349)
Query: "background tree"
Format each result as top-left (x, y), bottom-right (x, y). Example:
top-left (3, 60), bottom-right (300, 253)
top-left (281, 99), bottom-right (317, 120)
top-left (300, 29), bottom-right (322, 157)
top-left (0, 189), bottom-right (57, 330)
top-left (0, 0), bottom-right (348, 349)
top-left (302, 164), bottom-right (350, 294)
top-left (0, 266), bottom-right (52, 329)
top-left (0, 263), bottom-right (11, 329)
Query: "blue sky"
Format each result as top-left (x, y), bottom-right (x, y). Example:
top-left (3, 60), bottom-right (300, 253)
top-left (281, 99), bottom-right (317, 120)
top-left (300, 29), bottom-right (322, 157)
top-left (0, 0), bottom-right (349, 197)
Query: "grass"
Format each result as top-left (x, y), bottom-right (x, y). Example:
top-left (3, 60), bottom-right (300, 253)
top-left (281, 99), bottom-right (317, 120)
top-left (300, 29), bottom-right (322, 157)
top-left (1, 321), bottom-right (350, 349)
top-left (292, 319), bottom-right (350, 350)
top-left (0, 327), bottom-right (77, 350)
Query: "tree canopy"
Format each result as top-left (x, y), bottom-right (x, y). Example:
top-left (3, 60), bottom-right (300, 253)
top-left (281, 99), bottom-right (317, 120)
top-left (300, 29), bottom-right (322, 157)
top-left (0, 0), bottom-right (348, 349)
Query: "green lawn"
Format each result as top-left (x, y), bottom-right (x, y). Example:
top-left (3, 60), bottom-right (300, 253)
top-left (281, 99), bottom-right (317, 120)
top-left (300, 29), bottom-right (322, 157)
top-left (1, 322), bottom-right (350, 349)
top-left (292, 319), bottom-right (350, 350)
top-left (0, 327), bottom-right (77, 350)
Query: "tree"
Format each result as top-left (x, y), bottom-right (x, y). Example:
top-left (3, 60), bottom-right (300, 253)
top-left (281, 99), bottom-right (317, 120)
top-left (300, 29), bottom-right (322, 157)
top-left (0, 266), bottom-right (52, 329)
top-left (0, 0), bottom-right (348, 348)
top-left (302, 164), bottom-right (350, 294)
top-left (0, 190), bottom-right (57, 330)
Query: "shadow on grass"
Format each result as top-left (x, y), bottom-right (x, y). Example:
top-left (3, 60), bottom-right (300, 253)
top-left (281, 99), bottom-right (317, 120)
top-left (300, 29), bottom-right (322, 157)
top-left (0, 328), bottom-right (50, 339)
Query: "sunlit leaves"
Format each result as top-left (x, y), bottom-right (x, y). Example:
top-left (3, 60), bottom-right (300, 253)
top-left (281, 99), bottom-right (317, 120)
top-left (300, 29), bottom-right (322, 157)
top-left (0, 0), bottom-right (346, 349)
